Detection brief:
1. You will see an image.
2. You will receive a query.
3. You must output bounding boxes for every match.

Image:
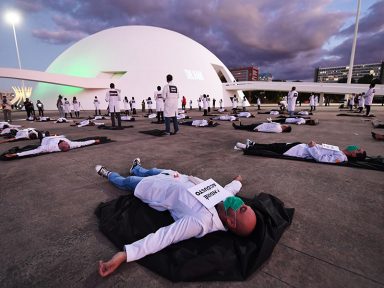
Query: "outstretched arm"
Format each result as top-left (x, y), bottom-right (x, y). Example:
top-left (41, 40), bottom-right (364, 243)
top-left (99, 251), bottom-right (126, 277)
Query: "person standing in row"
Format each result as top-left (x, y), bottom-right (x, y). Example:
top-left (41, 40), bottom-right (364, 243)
top-left (105, 83), bottom-right (122, 128)
top-left (131, 97), bottom-right (137, 115)
top-left (198, 98), bottom-right (202, 111)
top-left (207, 95), bottom-right (211, 113)
top-left (232, 95), bottom-right (238, 114)
top-left (24, 98), bottom-right (35, 120)
top-left (287, 87), bottom-right (298, 117)
top-left (256, 97), bottom-right (261, 110)
top-left (189, 99), bottom-right (193, 110)
top-left (163, 74), bottom-right (179, 135)
top-left (36, 100), bottom-right (44, 117)
top-left (141, 100), bottom-right (146, 113)
top-left (94, 96), bottom-right (101, 116)
top-left (181, 96), bottom-right (186, 111)
top-left (202, 94), bottom-right (208, 116)
top-left (57, 95), bottom-right (64, 118)
top-left (309, 93), bottom-right (316, 112)
top-left (358, 93), bottom-right (365, 113)
top-left (63, 98), bottom-right (73, 118)
top-left (123, 96), bottom-right (130, 116)
top-left (73, 97), bottom-right (80, 118)
top-left (364, 83), bottom-right (376, 116)
top-left (154, 86), bottom-right (164, 123)
top-left (219, 98), bottom-right (223, 109)
top-left (242, 96), bottom-right (247, 112)
top-left (212, 98), bottom-right (216, 109)
top-left (2, 95), bottom-right (12, 122)
top-left (147, 97), bottom-right (153, 114)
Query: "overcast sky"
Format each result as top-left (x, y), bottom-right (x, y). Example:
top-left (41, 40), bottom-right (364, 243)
top-left (0, 0), bottom-right (383, 90)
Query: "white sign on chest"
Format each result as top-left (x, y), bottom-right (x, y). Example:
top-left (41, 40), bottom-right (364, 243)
top-left (187, 178), bottom-right (231, 209)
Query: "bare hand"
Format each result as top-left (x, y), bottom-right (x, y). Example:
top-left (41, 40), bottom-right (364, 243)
top-left (308, 141), bottom-right (316, 147)
top-left (234, 175), bottom-right (242, 182)
top-left (95, 139), bottom-right (101, 144)
top-left (98, 251), bottom-right (126, 277)
top-left (4, 153), bottom-right (17, 158)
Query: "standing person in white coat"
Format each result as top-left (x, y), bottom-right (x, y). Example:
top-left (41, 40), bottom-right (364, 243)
top-left (154, 86), bottom-right (164, 123)
top-left (358, 93), bottom-right (365, 113)
top-left (147, 97), bottom-right (153, 114)
top-left (364, 83), bottom-right (376, 116)
top-left (232, 95), bottom-right (238, 114)
top-left (131, 97), bottom-right (137, 115)
top-left (256, 97), bottom-right (261, 110)
top-left (105, 83), bottom-right (122, 128)
top-left (207, 95), bottom-right (211, 113)
top-left (63, 98), bottom-right (73, 118)
top-left (314, 94), bottom-right (318, 111)
top-left (123, 96), bottom-right (130, 116)
top-left (94, 96), bottom-right (101, 116)
top-left (162, 74), bottom-right (179, 135)
top-left (202, 94), bottom-right (208, 116)
top-left (242, 96), bottom-right (247, 112)
top-left (309, 93), bottom-right (315, 112)
top-left (72, 97), bottom-right (80, 118)
top-left (287, 87), bottom-right (298, 117)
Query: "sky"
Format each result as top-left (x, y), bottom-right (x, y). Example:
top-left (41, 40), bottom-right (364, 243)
top-left (0, 0), bottom-right (383, 91)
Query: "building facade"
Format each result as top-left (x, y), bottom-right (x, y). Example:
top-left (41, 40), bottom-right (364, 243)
top-left (314, 62), bottom-right (384, 83)
top-left (230, 66), bottom-right (259, 82)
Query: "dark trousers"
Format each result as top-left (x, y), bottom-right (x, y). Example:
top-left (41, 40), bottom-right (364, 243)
top-left (157, 111), bottom-right (164, 122)
top-left (38, 108), bottom-right (44, 117)
top-left (203, 109), bottom-right (208, 116)
top-left (247, 142), bottom-right (302, 154)
top-left (365, 105), bottom-right (371, 116)
top-left (111, 112), bottom-right (122, 127)
top-left (95, 109), bottom-right (101, 115)
top-left (165, 116), bottom-right (179, 134)
top-left (65, 112), bottom-right (73, 118)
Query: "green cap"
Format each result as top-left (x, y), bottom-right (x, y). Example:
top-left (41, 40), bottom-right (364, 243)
top-left (346, 145), bottom-right (359, 151)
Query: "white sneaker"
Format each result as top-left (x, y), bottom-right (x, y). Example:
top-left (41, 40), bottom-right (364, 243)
top-left (95, 165), bottom-right (110, 178)
top-left (129, 158), bottom-right (141, 175)
top-left (235, 142), bottom-right (246, 150)
top-left (246, 139), bottom-right (255, 148)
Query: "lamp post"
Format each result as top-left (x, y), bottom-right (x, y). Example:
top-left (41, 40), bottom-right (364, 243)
top-left (5, 10), bottom-right (30, 105)
top-left (347, 0), bottom-right (361, 84)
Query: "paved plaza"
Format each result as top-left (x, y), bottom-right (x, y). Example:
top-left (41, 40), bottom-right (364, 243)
top-left (1, 105), bottom-right (383, 288)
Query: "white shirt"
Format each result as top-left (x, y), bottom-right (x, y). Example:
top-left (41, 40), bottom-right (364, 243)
top-left (63, 100), bottom-right (72, 113)
top-left (16, 136), bottom-right (96, 157)
top-left (284, 143), bottom-right (348, 163)
top-left (254, 122), bottom-right (283, 133)
top-left (287, 90), bottom-right (298, 111)
top-left (237, 112), bottom-right (252, 118)
top-left (191, 119), bottom-right (209, 127)
top-left (0, 122), bottom-right (21, 129)
top-left (232, 98), bottom-right (238, 109)
top-left (124, 171), bottom-right (242, 262)
top-left (15, 128), bottom-right (39, 139)
top-left (73, 101), bottom-right (80, 112)
top-left (214, 115), bottom-right (237, 121)
top-left (123, 98), bottom-right (129, 110)
top-left (202, 98), bottom-right (208, 110)
top-left (94, 98), bottom-right (100, 109)
top-left (284, 117), bottom-right (306, 125)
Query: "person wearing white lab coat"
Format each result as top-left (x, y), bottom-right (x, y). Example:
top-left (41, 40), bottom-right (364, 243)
top-left (232, 95), bottom-right (238, 113)
top-left (94, 96), bottom-right (101, 116)
top-left (147, 97), bottom-right (153, 114)
top-left (287, 87), bottom-right (298, 117)
top-left (154, 86), bottom-right (164, 123)
top-left (202, 94), bottom-right (208, 116)
top-left (256, 97), bottom-right (261, 110)
top-left (123, 96), bottom-right (130, 116)
top-left (131, 97), bottom-right (137, 115)
top-left (242, 97), bottom-right (247, 111)
top-left (105, 83), bottom-right (122, 128)
top-left (162, 74), bottom-right (179, 135)
top-left (309, 93), bottom-right (315, 112)
top-left (72, 97), bottom-right (80, 118)
top-left (364, 83), bottom-right (376, 116)
top-left (358, 93), bottom-right (365, 113)
top-left (63, 98), bottom-right (73, 118)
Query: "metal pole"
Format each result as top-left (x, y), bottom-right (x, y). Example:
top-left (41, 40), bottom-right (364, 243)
top-left (11, 22), bottom-right (26, 98)
top-left (347, 0), bottom-right (361, 84)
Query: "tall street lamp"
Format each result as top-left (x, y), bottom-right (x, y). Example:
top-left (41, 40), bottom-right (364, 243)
top-left (4, 10), bottom-right (31, 106)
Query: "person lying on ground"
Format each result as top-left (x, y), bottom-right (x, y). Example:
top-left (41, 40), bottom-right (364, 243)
top-left (371, 131), bottom-right (384, 141)
top-left (235, 111), bottom-right (254, 118)
top-left (235, 140), bottom-right (366, 163)
top-left (211, 115), bottom-right (238, 121)
top-left (0, 128), bottom-right (49, 143)
top-left (232, 121), bottom-right (292, 133)
top-left (4, 135), bottom-right (100, 158)
top-left (95, 158), bottom-right (257, 277)
top-left (269, 117), bottom-right (319, 125)
top-left (179, 119), bottom-right (219, 127)
top-left (70, 119), bottom-right (105, 127)
top-left (121, 115), bottom-right (136, 121)
top-left (372, 120), bottom-right (384, 129)
top-left (56, 117), bottom-right (69, 123)
top-left (0, 122), bottom-right (21, 130)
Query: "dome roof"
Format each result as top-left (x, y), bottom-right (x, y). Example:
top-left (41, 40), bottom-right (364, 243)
top-left (34, 26), bottom-right (237, 110)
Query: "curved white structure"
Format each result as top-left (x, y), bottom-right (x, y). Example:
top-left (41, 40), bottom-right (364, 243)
top-left (33, 26), bottom-right (240, 110)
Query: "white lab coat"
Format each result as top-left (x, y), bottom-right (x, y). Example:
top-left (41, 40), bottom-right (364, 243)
top-left (203, 98), bottom-right (208, 110)
top-left (287, 90), bottom-right (298, 112)
top-left (105, 89), bottom-right (121, 112)
top-left (93, 98), bottom-right (100, 109)
top-left (364, 87), bottom-right (375, 105)
top-left (63, 100), bottom-right (72, 113)
top-left (73, 101), bottom-right (80, 112)
top-left (254, 122), bottom-right (283, 133)
top-left (284, 143), bottom-right (348, 163)
top-left (154, 91), bottom-right (164, 112)
top-left (232, 97), bottom-right (238, 109)
top-left (123, 98), bottom-right (129, 110)
top-left (163, 81), bottom-right (179, 117)
top-left (309, 94), bottom-right (315, 106)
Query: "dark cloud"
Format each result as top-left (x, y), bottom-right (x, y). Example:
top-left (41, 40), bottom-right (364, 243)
top-left (17, 0), bottom-right (383, 79)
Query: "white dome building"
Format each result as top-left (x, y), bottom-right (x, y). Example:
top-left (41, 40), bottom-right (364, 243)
top-left (34, 26), bottom-right (243, 110)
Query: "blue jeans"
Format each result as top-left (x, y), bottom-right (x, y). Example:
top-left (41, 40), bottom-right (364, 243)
top-left (108, 166), bottom-right (164, 191)
top-left (165, 116), bottom-right (179, 134)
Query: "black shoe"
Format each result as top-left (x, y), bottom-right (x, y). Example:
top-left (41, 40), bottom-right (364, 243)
top-left (95, 165), bottom-right (111, 178)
